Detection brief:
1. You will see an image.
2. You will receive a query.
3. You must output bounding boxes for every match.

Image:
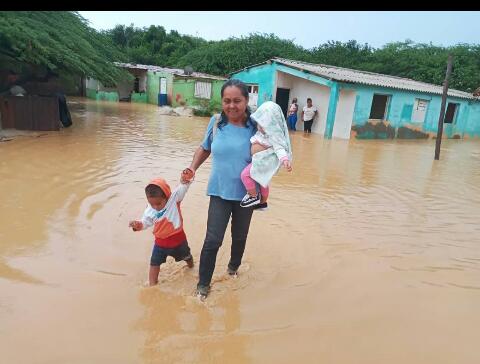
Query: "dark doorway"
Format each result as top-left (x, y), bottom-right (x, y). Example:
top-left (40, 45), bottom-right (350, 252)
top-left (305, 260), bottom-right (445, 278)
top-left (275, 88), bottom-right (290, 117)
top-left (444, 103), bottom-right (458, 123)
top-left (134, 77), bottom-right (140, 93)
top-left (369, 94), bottom-right (390, 120)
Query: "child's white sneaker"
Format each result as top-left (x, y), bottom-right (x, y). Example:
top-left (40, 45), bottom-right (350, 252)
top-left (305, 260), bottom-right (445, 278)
top-left (240, 193), bottom-right (260, 207)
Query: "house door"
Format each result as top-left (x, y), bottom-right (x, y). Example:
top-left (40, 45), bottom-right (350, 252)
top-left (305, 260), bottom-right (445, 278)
top-left (275, 88), bottom-right (290, 117)
top-left (158, 77), bottom-right (168, 106)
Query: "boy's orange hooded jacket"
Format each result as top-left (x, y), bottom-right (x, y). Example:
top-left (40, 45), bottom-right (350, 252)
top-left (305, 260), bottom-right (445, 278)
top-left (140, 178), bottom-right (191, 248)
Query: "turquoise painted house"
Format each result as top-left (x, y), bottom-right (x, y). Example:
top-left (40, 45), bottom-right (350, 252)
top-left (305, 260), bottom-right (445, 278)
top-left (231, 58), bottom-right (480, 139)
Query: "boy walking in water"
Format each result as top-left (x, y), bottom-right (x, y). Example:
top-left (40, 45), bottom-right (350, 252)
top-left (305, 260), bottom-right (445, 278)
top-left (129, 169), bottom-right (195, 286)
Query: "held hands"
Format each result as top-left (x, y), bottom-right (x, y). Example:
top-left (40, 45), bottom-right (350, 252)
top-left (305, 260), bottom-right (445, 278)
top-left (129, 220), bottom-right (143, 232)
top-left (180, 168), bottom-right (195, 184)
top-left (282, 159), bottom-right (292, 172)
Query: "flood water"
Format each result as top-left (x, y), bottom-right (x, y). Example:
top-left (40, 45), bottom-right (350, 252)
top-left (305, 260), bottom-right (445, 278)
top-left (1, 97), bottom-right (480, 364)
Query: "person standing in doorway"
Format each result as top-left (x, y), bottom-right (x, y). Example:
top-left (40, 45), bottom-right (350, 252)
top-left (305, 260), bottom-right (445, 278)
top-left (301, 98), bottom-right (318, 133)
top-left (287, 97), bottom-right (298, 131)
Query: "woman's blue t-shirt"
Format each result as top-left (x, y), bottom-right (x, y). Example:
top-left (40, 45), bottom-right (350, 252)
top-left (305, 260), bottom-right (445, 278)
top-left (201, 115), bottom-right (256, 201)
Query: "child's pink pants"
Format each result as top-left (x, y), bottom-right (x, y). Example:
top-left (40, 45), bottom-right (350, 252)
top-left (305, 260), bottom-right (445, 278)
top-left (240, 163), bottom-right (269, 199)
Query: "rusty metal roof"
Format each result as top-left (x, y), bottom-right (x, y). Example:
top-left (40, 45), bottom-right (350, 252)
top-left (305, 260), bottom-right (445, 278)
top-left (114, 62), bottom-right (227, 81)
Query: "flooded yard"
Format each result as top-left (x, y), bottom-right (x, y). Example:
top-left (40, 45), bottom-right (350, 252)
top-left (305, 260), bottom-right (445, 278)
top-left (1, 97), bottom-right (480, 363)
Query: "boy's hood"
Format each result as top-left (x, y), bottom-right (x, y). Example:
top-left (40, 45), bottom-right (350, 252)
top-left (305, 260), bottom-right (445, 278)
top-left (148, 178), bottom-right (171, 199)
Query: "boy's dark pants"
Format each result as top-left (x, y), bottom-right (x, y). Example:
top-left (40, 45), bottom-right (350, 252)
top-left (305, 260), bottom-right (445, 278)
top-left (198, 196), bottom-right (254, 288)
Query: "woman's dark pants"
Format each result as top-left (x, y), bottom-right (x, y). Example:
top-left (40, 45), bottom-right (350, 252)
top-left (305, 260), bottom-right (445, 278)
top-left (198, 196), bottom-right (254, 288)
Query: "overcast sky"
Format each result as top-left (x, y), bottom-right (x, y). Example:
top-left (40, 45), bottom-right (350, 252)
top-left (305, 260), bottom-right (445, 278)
top-left (78, 11), bottom-right (479, 49)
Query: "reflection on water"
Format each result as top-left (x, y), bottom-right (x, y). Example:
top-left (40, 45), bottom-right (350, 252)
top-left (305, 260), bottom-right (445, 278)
top-left (1, 98), bottom-right (479, 363)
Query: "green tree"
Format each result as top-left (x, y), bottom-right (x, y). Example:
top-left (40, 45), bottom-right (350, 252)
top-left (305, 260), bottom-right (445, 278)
top-left (177, 33), bottom-right (310, 75)
top-left (0, 11), bottom-right (129, 86)
top-left (103, 24), bottom-right (207, 68)
top-left (448, 44), bottom-right (480, 92)
top-left (100, 20), bottom-right (480, 93)
top-left (310, 40), bottom-right (374, 69)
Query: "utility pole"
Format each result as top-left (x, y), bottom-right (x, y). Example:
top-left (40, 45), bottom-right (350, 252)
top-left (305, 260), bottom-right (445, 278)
top-left (434, 55), bottom-right (453, 160)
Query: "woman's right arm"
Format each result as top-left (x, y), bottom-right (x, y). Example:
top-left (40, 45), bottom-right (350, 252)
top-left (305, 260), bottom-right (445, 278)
top-left (189, 146), bottom-right (211, 172)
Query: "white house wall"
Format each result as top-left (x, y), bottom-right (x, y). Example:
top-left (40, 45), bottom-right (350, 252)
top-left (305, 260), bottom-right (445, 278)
top-left (276, 71), bottom-right (294, 90)
top-left (276, 72), bottom-right (331, 135)
top-left (332, 89), bottom-right (356, 139)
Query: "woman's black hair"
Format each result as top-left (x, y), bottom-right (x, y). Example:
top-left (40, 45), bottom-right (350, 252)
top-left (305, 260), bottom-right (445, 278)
top-left (218, 79), bottom-right (254, 130)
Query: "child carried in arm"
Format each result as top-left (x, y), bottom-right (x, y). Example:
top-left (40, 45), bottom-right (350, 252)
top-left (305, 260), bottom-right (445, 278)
top-left (240, 101), bottom-right (293, 210)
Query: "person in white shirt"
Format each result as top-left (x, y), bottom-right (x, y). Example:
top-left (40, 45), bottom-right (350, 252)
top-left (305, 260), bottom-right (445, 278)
top-left (301, 98), bottom-right (318, 133)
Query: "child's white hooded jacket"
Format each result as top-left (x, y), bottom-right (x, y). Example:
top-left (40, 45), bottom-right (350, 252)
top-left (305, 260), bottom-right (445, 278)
top-left (249, 101), bottom-right (292, 188)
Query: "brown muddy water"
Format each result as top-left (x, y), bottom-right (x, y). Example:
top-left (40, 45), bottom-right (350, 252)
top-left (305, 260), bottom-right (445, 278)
top-left (1, 97), bottom-right (480, 364)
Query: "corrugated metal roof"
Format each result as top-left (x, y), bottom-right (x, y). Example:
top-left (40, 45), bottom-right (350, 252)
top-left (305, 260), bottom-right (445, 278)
top-left (234, 58), bottom-right (478, 100)
top-left (272, 58), bottom-right (477, 100)
top-left (114, 62), bottom-right (227, 81)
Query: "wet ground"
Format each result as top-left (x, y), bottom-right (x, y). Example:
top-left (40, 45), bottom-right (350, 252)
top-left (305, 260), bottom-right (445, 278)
top-left (1, 97), bottom-right (479, 363)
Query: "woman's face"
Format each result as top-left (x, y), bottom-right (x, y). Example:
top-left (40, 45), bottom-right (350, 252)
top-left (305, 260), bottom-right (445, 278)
top-left (222, 86), bottom-right (248, 122)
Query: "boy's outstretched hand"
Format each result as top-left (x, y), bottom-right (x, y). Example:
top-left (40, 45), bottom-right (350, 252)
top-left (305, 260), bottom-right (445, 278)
top-left (282, 159), bottom-right (292, 172)
top-left (181, 168), bottom-right (195, 183)
top-left (129, 220), bottom-right (143, 231)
